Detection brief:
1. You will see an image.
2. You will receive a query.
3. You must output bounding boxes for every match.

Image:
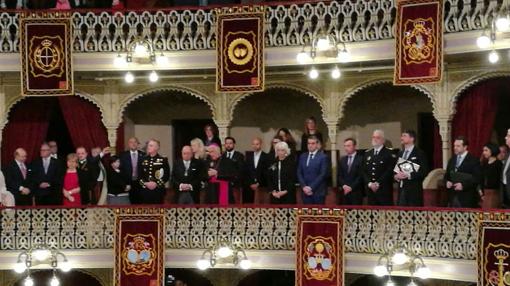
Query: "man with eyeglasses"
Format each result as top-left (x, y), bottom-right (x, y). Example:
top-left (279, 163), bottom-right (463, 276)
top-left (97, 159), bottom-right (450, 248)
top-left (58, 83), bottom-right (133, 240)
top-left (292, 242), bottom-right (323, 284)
top-left (30, 142), bottom-right (63, 205)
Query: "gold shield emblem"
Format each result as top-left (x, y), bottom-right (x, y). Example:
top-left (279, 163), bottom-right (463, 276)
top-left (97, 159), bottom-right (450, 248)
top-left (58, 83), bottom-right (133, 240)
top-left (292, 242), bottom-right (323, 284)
top-left (402, 18), bottom-right (435, 65)
top-left (303, 236), bottom-right (336, 281)
top-left (227, 38), bottom-right (254, 66)
top-left (122, 234), bottom-right (157, 276)
top-left (29, 36), bottom-right (65, 78)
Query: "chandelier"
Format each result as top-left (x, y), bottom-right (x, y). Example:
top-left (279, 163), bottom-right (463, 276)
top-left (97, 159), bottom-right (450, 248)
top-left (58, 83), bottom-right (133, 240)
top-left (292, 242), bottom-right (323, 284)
top-left (196, 238), bottom-right (251, 270)
top-left (295, 29), bottom-right (351, 80)
top-left (113, 36), bottom-right (169, 83)
top-left (13, 244), bottom-right (72, 286)
top-left (373, 245), bottom-right (431, 286)
top-left (475, 0), bottom-right (510, 64)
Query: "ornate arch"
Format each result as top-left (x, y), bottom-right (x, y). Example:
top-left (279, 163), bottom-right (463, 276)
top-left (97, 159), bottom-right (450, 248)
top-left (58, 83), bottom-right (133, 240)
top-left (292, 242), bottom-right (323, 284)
top-left (2, 91), bottom-right (106, 128)
top-left (449, 71), bottom-right (510, 116)
top-left (7, 269), bottom-right (105, 286)
top-left (338, 78), bottom-right (437, 119)
top-left (118, 85), bottom-right (215, 123)
top-left (229, 83), bottom-right (326, 120)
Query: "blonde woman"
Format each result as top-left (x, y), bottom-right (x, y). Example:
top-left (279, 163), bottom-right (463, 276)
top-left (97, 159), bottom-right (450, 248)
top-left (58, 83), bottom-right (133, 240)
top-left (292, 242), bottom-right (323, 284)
top-left (190, 138), bottom-right (208, 160)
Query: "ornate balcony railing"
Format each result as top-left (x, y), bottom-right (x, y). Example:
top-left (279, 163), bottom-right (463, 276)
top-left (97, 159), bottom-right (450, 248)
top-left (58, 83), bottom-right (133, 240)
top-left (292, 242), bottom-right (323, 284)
top-left (0, 0), bottom-right (495, 53)
top-left (0, 206), bottom-right (480, 261)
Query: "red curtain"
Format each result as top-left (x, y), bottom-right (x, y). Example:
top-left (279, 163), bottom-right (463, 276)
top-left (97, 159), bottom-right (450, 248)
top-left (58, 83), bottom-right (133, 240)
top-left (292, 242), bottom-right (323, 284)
top-left (452, 80), bottom-right (501, 159)
top-left (433, 119), bottom-right (442, 169)
top-left (116, 121), bottom-right (125, 153)
top-left (1, 98), bottom-right (54, 166)
top-left (58, 97), bottom-right (109, 150)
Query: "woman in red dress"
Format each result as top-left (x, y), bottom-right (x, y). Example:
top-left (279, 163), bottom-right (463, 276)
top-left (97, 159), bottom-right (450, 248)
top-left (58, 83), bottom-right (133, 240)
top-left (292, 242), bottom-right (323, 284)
top-left (62, 153), bottom-right (81, 206)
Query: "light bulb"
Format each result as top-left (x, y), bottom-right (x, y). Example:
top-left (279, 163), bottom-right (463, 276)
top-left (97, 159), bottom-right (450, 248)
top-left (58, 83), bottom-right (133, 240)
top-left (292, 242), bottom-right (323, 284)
top-left (124, 72), bottom-right (135, 83)
top-left (217, 246), bottom-right (233, 258)
top-left (196, 259), bottom-right (210, 270)
top-left (374, 265), bottom-right (389, 277)
top-left (476, 34), bottom-right (491, 49)
top-left (331, 66), bottom-right (341, 79)
top-left (59, 261), bottom-right (72, 272)
top-left (33, 249), bottom-right (51, 261)
top-left (24, 277), bottom-right (34, 286)
top-left (156, 54), bottom-right (169, 66)
top-left (385, 279), bottom-right (395, 286)
top-left (489, 50), bottom-right (499, 63)
top-left (415, 266), bottom-right (431, 279)
top-left (296, 51), bottom-right (311, 64)
top-left (239, 258), bottom-right (252, 269)
top-left (134, 43), bottom-right (148, 56)
top-left (316, 37), bottom-right (331, 51)
top-left (308, 67), bottom-right (319, 79)
top-left (50, 276), bottom-right (60, 286)
top-left (113, 55), bottom-right (127, 68)
top-left (149, 71), bottom-right (159, 82)
top-left (408, 280), bottom-right (418, 286)
top-left (496, 16), bottom-right (510, 32)
top-left (14, 262), bottom-right (27, 273)
top-left (392, 251), bottom-right (408, 265)
top-left (337, 48), bottom-right (351, 63)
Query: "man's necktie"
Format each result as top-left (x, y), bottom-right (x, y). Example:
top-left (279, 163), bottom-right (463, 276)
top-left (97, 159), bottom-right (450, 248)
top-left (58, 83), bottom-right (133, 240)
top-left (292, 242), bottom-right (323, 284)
top-left (20, 164), bottom-right (27, 179)
top-left (455, 155), bottom-right (462, 169)
top-left (347, 155), bottom-right (353, 173)
top-left (131, 152), bottom-right (138, 179)
top-left (403, 150), bottom-right (409, 160)
top-left (306, 153), bottom-right (313, 167)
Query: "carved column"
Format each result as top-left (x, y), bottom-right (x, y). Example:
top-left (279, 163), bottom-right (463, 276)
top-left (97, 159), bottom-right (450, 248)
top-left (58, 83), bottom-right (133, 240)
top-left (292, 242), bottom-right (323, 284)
top-left (326, 120), bottom-right (339, 187)
top-left (436, 116), bottom-right (452, 169)
top-left (102, 80), bottom-right (122, 155)
top-left (212, 92), bottom-right (233, 143)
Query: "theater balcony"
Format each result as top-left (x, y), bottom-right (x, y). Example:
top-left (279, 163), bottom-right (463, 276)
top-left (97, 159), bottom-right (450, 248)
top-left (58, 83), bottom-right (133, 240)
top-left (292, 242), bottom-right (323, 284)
top-left (0, 0), bottom-right (502, 71)
top-left (0, 205), bottom-right (486, 284)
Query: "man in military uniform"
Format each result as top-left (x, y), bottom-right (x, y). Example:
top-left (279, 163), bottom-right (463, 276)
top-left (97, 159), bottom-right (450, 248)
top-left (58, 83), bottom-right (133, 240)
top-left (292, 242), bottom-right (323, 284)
top-left (362, 129), bottom-right (397, 206)
top-left (139, 139), bottom-right (170, 204)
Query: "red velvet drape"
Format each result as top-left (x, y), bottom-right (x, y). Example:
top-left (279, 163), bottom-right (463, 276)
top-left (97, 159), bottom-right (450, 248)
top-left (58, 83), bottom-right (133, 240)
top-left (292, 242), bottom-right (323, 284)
top-left (58, 97), bottom-right (109, 150)
top-left (116, 121), bottom-right (125, 153)
top-left (433, 119), bottom-right (442, 168)
top-left (452, 80), bottom-right (500, 159)
top-left (1, 98), bottom-right (54, 166)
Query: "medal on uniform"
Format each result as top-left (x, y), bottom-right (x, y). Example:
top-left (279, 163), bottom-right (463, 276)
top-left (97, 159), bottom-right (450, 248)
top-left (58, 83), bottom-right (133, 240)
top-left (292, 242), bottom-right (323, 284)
top-left (155, 168), bottom-right (164, 180)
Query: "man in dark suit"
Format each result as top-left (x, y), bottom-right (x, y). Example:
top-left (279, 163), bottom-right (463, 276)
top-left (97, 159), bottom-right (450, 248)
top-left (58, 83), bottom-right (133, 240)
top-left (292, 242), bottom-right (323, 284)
top-left (139, 139), bottom-right (170, 204)
top-left (30, 143), bottom-right (63, 206)
top-left (363, 129), bottom-right (398, 206)
top-left (76, 146), bottom-right (100, 205)
top-left (221, 136), bottom-right (245, 204)
top-left (3, 148), bottom-right (32, 206)
top-left (172, 146), bottom-right (203, 204)
top-left (119, 137), bottom-right (145, 204)
top-left (297, 135), bottom-right (329, 204)
top-left (338, 138), bottom-right (364, 205)
top-left (243, 137), bottom-right (270, 204)
top-left (502, 129), bottom-right (510, 208)
top-left (394, 130), bottom-right (429, 207)
top-left (444, 136), bottom-right (481, 208)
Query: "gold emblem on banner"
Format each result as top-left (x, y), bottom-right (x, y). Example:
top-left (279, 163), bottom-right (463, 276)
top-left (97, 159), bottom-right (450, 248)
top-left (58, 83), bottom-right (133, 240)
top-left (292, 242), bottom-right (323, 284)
top-left (29, 36), bottom-right (65, 78)
top-left (228, 38), bottom-right (254, 66)
top-left (122, 234), bottom-right (157, 276)
top-left (224, 31), bottom-right (257, 74)
top-left (303, 236), bottom-right (336, 281)
top-left (402, 18), bottom-right (435, 65)
top-left (485, 244), bottom-right (510, 285)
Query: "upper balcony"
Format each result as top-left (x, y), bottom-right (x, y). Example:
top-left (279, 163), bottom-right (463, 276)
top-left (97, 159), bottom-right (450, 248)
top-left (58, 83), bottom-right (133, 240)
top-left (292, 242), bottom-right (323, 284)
top-left (0, 0), bottom-right (503, 71)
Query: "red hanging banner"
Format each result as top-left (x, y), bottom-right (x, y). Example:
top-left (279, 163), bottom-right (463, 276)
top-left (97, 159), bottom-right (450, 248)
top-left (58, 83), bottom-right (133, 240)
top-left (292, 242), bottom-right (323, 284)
top-left (216, 7), bottom-right (265, 93)
top-left (20, 12), bottom-right (74, 96)
top-left (394, 0), bottom-right (443, 85)
top-left (114, 210), bottom-right (165, 286)
top-left (296, 210), bottom-right (345, 286)
top-left (478, 219), bottom-right (510, 286)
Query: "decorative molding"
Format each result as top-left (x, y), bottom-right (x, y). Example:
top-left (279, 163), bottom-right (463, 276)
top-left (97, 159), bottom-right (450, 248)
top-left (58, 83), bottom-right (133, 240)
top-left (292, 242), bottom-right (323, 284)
top-left (338, 78), bottom-right (437, 120)
top-left (118, 85), bottom-right (216, 123)
top-left (229, 83), bottom-right (326, 121)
